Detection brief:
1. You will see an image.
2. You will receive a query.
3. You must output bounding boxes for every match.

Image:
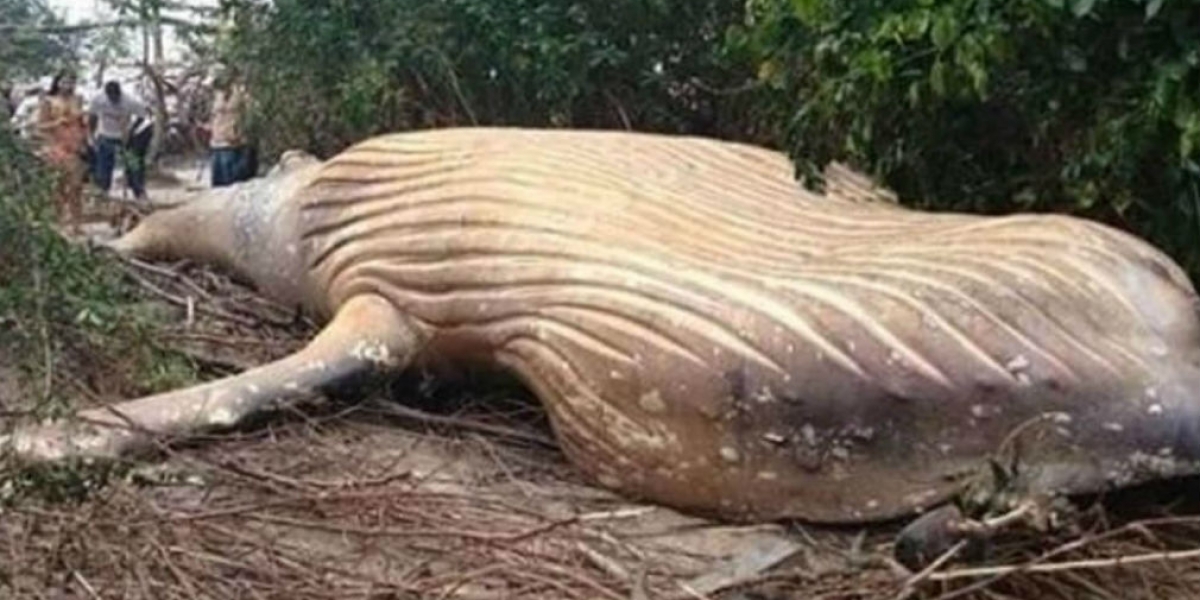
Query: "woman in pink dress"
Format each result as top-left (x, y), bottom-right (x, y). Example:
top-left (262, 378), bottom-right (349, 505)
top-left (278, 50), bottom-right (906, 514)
top-left (33, 70), bottom-right (89, 234)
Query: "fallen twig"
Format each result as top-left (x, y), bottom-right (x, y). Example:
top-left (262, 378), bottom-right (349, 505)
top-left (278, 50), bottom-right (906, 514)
top-left (929, 547), bottom-right (1200, 582)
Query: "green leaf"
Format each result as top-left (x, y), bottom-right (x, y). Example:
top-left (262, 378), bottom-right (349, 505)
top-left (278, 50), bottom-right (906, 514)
top-left (790, 0), bottom-right (825, 24)
top-left (1146, 0), bottom-right (1165, 20)
top-left (930, 11), bottom-right (957, 49)
top-left (907, 80), bottom-right (922, 107)
top-left (1062, 45), bottom-right (1088, 72)
top-left (1070, 0), bottom-right (1096, 17)
top-left (930, 58), bottom-right (948, 97)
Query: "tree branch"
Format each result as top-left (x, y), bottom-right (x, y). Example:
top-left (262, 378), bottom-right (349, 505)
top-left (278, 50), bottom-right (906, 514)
top-left (0, 17), bottom-right (215, 35)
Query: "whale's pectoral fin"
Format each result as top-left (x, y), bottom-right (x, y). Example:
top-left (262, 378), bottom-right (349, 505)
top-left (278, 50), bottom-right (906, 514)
top-left (4, 294), bottom-right (423, 465)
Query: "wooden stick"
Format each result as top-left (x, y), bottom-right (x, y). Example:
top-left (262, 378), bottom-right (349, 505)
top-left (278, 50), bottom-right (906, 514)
top-left (928, 547), bottom-right (1200, 582)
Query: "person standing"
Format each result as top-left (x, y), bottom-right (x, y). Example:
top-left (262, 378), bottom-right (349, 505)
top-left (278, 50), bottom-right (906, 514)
top-left (124, 113), bottom-right (154, 205)
top-left (33, 70), bottom-right (89, 234)
top-left (12, 82), bottom-right (46, 139)
top-left (208, 70), bottom-right (255, 187)
top-left (88, 80), bottom-right (148, 200)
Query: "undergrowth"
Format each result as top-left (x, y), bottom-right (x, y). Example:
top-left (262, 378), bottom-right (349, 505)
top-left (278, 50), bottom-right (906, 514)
top-left (0, 127), bottom-right (200, 503)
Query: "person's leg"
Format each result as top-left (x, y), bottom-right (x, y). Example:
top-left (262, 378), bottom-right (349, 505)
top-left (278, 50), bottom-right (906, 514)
top-left (81, 143), bottom-right (94, 185)
top-left (124, 145), bottom-right (147, 200)
top-left (240, 145), bottom-right (258, 182)
top-left (64, 162), bottom-right (85, 233)
top-left (125, 127), bottom-right (153, 200)
top-left (231, 146), bottom-right (251, 183)
top-left (50, 160), bottom-right (84, 234)
top-left (211, 148), bottom-right (235, 187)
top-left (93, 137), bottom-right (117, 193)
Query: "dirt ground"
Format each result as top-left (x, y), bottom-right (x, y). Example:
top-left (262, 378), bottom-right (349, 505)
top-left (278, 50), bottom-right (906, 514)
top-left (6, 160), bottom-right (1200, 600)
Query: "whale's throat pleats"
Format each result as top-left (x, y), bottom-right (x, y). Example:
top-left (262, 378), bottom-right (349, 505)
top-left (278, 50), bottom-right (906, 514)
top-left (293, 127), bottom-right (1197, 522)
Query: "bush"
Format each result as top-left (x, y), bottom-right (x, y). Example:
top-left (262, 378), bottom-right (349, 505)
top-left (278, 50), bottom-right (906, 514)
top-left (217, 0), bottom-right (761, 158)
top-left (217, 0), bottom-right (1200, 279)
top-left (0, 127), bottom-right (196, 419)
top-left (729, 0), bottom-right (1200, 275)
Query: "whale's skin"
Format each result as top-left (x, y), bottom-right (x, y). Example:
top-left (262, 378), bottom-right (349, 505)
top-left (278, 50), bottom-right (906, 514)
top-left (63, 128), bottom-right (1200, 523)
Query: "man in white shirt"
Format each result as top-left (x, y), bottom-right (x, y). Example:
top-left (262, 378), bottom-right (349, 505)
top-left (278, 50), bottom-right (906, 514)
top-left (87, 80), bottom-right (149, 199)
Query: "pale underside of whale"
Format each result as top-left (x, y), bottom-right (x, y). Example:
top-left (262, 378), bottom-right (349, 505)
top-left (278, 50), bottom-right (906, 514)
top-left (11, 127), bottom-right (1200, 525)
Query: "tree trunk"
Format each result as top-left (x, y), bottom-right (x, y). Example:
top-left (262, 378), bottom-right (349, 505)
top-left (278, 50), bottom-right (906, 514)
top-left (147, 4), bottom-right (168, 167)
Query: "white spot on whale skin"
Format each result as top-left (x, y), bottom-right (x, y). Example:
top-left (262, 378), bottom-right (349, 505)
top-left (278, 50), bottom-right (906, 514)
top-left (757, 471), bottom-right (778, 481)
top-left (351, 339), bottom-right (395, 366)
top-left (1103, 422), bottom-right (1125, 433)
top-left (1148, 403), bottom-right (1164, 415)
top-left (752, 386), bottom-right (776, 404)
top-left (762, 432), bottom-right (785, 445)
top-left (207, 406), bottom-right (238, 428)
top-left (597, 473), bottom-right (622, 488)
top-left (638, 390), bottom-right (666, 414)
top-left (903, 488), bottom-right (942, 507)
top-left (719, 446), bottom-right (740, 463)
top-left (1006, 355), bottom-right (1030, 373)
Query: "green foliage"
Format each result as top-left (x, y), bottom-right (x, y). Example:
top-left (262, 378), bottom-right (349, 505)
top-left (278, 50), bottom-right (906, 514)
top-left (730, 0), bottom-right (1200, 274)
top-left (216, 0), bottom-right (1200, 277)
top-left (0, 460), bottom-right (130, 506)
top-left (0, 127), bottom-right (198, 418)
top-left (217, 0), bottom-right (760, 158)
top-left (0, 0), bottom-right (77, 82)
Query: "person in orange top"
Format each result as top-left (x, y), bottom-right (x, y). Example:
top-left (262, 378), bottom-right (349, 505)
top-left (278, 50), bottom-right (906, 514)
top-left (208, 68), bottom-right (256, 187)
top-left (33, 69), bottom-right (89, 234)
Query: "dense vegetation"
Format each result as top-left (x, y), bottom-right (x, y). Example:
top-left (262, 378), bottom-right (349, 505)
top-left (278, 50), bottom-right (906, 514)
top-left (217, 0), bottom-right (1200, 276)
top-left (0, 126), bottom-right (196, 421)
top-left (216, 0), bottom-right (763, 158)
top-left (0, 0), bottom-right (74, 82)
top-left (734, 0), bottom-right (1200, 274)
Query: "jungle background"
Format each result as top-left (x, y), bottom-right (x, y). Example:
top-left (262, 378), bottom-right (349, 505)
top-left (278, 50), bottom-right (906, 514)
top-left (4, 0), bottom-right (1200, 598)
